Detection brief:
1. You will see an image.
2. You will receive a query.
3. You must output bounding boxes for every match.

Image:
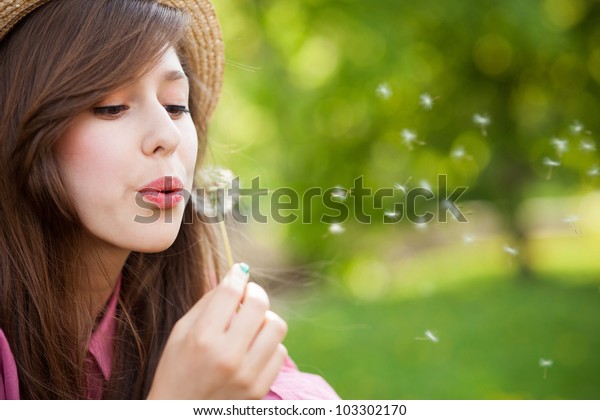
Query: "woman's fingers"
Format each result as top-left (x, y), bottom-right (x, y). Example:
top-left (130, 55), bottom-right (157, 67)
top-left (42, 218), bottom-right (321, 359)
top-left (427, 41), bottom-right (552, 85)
top-left (250, 343), bottom-right (289, 398)
top-left (245, 310), bottom-right (288, 369)
top-left (226, 282), bottom-right (271, 350)
top-left (195, 263), bottom-right (250, 334)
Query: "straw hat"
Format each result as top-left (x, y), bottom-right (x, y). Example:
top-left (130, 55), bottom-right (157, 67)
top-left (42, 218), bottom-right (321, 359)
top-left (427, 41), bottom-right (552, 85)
top-left (0, 0), bottom-right (224, 119)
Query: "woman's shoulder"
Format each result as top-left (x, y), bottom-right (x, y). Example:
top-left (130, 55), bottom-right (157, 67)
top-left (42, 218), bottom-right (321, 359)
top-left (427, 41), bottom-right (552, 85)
top-left (0, 329), bottom-right (20, 399)
top-left (264, 356), bottom-right (340, 400)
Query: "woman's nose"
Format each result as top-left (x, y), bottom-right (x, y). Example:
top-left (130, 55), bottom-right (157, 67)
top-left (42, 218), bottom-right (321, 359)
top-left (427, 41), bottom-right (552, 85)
top-left (141, 102), bottom-right (181, 156)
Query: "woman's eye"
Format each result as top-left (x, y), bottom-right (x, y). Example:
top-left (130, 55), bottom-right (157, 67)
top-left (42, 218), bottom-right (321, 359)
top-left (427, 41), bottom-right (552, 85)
top-left (93, 105), bottom-right (129, 118)
top-left (165, 105), bottom-right (190, 117)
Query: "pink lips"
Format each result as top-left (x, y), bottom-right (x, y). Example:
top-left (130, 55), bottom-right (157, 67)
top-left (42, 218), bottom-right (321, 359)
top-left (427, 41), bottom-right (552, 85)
top-left (138, 176), bottom-right (185, 209)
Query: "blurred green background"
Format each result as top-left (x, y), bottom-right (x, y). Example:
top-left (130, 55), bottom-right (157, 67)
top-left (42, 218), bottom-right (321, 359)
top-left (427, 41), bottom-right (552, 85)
top-left (208, 0), bottom-right (600, 399)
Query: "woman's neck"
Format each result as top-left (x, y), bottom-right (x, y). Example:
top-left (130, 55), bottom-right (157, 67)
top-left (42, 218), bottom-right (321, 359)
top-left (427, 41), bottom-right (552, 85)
top-left (80, 239), bottom-right (130, 322)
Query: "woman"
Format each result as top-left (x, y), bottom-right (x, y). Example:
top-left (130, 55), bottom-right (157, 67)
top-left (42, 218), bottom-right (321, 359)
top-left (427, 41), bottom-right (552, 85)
top-left (0, 0), bottom-right (338, 399)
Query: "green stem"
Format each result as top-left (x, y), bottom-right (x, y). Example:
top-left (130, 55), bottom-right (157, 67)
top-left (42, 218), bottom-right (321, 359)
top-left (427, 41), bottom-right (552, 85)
top-left (219, 219), bottom-right (234, 267)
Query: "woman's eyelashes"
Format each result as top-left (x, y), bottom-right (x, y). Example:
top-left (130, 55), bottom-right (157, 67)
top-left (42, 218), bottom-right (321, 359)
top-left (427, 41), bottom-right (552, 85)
top-left (93, 104), bottom-right (190, 119)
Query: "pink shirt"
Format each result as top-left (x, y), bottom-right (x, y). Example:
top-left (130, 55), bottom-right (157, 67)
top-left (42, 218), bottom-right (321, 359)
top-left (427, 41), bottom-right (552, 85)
top-left (0, 280), bottom-right (339, 400)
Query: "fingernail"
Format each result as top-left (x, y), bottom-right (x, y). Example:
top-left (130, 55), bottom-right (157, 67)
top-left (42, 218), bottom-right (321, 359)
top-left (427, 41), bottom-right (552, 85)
top-left (239, 262), bottom-right (250, 275)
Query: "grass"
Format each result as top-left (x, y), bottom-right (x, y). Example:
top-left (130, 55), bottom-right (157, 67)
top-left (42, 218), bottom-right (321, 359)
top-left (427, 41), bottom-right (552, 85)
top-left (278, 276), bottom-right (600, 399)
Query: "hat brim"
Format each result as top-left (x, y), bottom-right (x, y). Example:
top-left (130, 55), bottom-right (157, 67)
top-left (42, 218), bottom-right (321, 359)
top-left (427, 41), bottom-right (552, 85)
top-left (0, 0), bottom-right (224, 120)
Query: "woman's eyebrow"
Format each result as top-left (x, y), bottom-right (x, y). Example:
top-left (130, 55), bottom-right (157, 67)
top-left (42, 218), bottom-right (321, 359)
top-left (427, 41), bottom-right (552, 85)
top-left (162, 69), bottom-right (189, 83)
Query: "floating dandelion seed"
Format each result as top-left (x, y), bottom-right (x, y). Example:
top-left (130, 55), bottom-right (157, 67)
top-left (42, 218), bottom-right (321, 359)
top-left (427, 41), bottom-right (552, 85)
top-left (563, 215), bottom-right (580, 235)
top-left (376, 82), bottom-right (392, 100)
top-left (414, 216), bottom-right (429, 231)
top-left (570, 120), bottom-right (584, 135)
top-left (419, 93), bottom-right (435, 110)
top-left (587, 165), bottom-right (600, 177)
top-left (539, 358), bottom-right (553, 379)
top-left (328, 223), bottom-right (345, 235)
top-left (416, 330), bottom-right (439, 343)
top-left (419, 179), bottom-right (432, 192)
top-left (393, 177), bottom-right (412, 194)
top-left (551, 137), bottom-right (569, 157)
top-left (451, 145), bottom-right (472, 160)
top-left (384, 210), bottom-right (401, 221)
top-left (580, 139), bottom-right (596, 153)
top-left (503, 245), bottom-right (518, 267)
top-left (196, 167), bottom-right (237, 267)
top-left (331, 186), bottom-right (347, 202)
top-left (543, 157), bottom-right (561, 180)
top-left (473, 113), bottom-right (491, 136)
top-left (400, 129), bottom-right (424, 150)
top-left (462, 234), bottom-right (475, 244)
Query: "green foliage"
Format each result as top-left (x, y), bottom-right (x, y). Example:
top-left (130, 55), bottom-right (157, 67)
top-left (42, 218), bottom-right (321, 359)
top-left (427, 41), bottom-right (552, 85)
top-left (280, 278), bottom-right (600, 399)
top-left (212, 0), bottom-right (600, 264)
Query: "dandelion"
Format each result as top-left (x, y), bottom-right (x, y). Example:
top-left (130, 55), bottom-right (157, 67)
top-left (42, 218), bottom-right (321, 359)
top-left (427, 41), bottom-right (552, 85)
top-left (473, 113), bottom-right (491, 136)
top-left (331, 186), bottom-right (347, 202)
top-left (393, 177), bottom-right (412, 194)
top-left (570, 120), bottom-right (584, 135)
top-left (551, 137), bottom-right (568, 157)
top-left (328, 223), bottom-right (345, 235)
top-left (400, 129), bottom-right (424, 150)
top-left (196, 167), bottom-right (236, 266)
top-left (419, 93), bottom-right (435, 110)
top-left (580, 139), bottom-right (596, 153)
top-left (376, 82), bottom-right (392, 100)
top-left (542, 157), bottom-right (561, 180)
top-left (539, 358), bottom-right (553, 379)
top-left (416, 330), bottom-right (439, 343)
top-left (563, 215), bottom-right (580, 235)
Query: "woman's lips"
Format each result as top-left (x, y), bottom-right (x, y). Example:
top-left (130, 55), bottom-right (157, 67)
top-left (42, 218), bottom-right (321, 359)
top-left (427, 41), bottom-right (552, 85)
top-left (138, 176), bottom-right (185, 210)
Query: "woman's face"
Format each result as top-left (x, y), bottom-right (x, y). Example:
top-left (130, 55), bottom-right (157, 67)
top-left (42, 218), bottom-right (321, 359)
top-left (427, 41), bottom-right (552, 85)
top-left (55, 47), bottom-right (198, 254)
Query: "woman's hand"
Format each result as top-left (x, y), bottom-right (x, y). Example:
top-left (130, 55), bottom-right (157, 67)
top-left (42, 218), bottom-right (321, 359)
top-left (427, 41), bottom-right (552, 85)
top-left (147, 263), bottom-right (288, 399)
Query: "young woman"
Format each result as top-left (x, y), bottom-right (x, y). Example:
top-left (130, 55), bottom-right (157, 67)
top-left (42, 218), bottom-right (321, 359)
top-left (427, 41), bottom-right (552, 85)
top-left (0, 0), bottom-right (339, 399)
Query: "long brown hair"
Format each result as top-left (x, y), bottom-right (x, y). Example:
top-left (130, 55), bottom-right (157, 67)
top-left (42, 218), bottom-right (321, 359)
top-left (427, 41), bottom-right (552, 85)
top-left (0, 0), bottom-right (221, 399)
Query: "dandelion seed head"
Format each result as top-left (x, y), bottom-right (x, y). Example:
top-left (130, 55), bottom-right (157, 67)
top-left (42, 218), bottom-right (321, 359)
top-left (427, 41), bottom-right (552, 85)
top-left (503, 245), bottom-right (519, 256)
top-left (328, 223), bottom-right (345, 235)
top-left (580, 139), bottom-right (596, 152)
top-left (539, 358), bottom-right (553, 368)
top-left (543, 157), bottom-right (561, 167)
top-left (195, 166), bottom-right (237, 217)
top-left (419, 93), bottom-right (434, 110)
top-left (376, 82), bottom-right (392, 100)
top-left (551, 137), bottom-right (569, 156)
top-left (462, 234), bottom-right (475, 244)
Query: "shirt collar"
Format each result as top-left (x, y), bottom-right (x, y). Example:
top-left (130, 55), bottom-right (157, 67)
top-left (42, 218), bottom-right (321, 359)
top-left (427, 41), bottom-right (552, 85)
top-left (87, 275), bottom-right (121, 381)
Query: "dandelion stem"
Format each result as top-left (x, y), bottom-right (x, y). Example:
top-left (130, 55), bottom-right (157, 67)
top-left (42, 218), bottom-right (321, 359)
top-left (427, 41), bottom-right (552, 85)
top-left (219, 219), bottom-right (234, 267)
